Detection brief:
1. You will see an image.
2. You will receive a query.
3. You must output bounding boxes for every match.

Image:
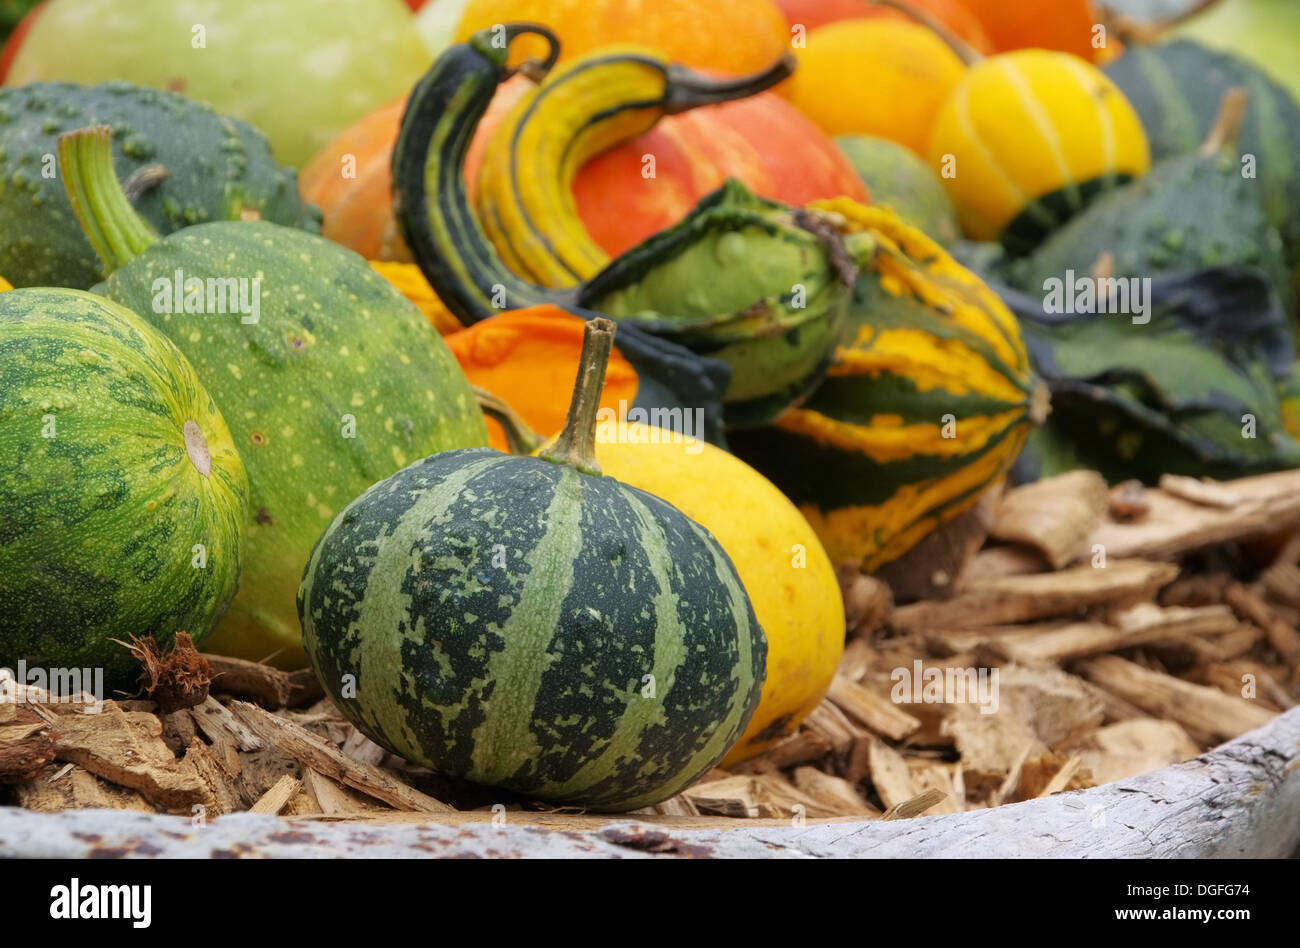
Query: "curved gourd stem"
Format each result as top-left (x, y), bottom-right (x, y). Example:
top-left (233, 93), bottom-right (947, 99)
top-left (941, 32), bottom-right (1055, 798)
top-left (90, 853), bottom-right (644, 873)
top-left (473, 386), bottom-right (546, 455)
top-left (662, 54), bottom-right (796, 113)
top-left (1199, 88), bottom-right (1248, 156)
top-left (58, 126), bottom-right (160, 274)
top-left (870, 0), bottom-right (982, 65)
top-left (538, 318), bottom-right (616, 476)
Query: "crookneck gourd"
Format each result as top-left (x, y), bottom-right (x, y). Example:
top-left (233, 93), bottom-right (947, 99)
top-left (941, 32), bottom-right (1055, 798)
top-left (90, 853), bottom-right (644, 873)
top-left (59, 125), bottom-right (488, 669)
top-left (299, 319), bottom-right (766, 811)
top-left (392, 25), bottom-right (855, 427)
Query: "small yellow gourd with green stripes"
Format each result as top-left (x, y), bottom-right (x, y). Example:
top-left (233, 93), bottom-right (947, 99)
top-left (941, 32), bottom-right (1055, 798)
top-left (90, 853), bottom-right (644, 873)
top-left (927, 49), bottom-right (1150, 252)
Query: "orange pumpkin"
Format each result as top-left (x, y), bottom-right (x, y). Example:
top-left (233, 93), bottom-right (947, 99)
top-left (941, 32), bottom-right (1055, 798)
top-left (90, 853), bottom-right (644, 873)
top-left (957, 0), bottom-right (1102, 62)
top-left (775, 0), bottom-right (992, 52)
top-left (299, 77), bottom-right (529, 263)
top-left (444, 308), bottom-right (639, 451)
top-left (454, 0), bottom-right (791, 75)
top-left (570, 91), bottom-right (869, 257)
top-left (780, 18), bottom-right (967, 155)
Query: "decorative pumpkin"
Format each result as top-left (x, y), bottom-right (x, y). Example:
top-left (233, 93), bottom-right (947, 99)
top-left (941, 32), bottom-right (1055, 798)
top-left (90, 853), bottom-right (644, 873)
top-left (775, 0), bottom-right (992, 51)
top-left (779, 18), bottom-right (968, 155)
top-left (927, 48), bottom-right (1150, 251)
top-left (453, 0), bottom-right (790, 76)
top-left (0, 287), bottom-right (248, 689)
top-left (446, 305), bottom-right (731, 450)
top-left (571, 89), bottom-right (869, 259)
top-left (60, 125), bottom-right (489, 669)
top-left (729, 200), bottom-right (1046, 571)
top-left (466, 314), bottom-right (845, 763)
top-left (957, 0), bottom-right (1103, 62)
top-left (300, 319), bottom-right (767, 811)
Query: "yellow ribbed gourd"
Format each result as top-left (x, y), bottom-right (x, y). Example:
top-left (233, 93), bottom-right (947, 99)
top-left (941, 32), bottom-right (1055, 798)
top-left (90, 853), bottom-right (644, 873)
top-left (927, 49), bottom-right (1150, 251)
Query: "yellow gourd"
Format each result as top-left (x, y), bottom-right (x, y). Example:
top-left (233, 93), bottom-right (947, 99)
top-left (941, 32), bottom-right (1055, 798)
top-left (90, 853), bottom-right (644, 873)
top-left (0, 277), bottom-right (11, 292)
top-left (927, 48), bottom-right (1150, 249)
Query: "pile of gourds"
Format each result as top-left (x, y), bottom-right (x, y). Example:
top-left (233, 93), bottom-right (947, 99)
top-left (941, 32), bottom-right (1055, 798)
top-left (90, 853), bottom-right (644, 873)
top-left (2, 0), bottom-right (1298, 813)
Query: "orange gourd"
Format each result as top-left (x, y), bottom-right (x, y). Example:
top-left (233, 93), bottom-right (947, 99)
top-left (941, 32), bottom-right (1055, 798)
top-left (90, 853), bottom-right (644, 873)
top-left (957, 0), bottom-right (1104, 62)
top-left (453, 0), bottom-right (791, 75)
top-left (445, 308), bottom-right (639, 451)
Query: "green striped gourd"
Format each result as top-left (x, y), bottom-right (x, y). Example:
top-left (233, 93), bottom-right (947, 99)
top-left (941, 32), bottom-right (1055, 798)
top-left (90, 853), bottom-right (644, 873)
top-left (392, 25), bottom-right (853, 427)
top-left (730, 200), bottom-right (1045, 571)
top-left (0, 81), bottom-right (320, 290)
top-left (0, 288), bottom-right (247, 688)
top-left (300, 320), bottom-right (765, 811)
top-left (58, 125), bottom-right (488, 669)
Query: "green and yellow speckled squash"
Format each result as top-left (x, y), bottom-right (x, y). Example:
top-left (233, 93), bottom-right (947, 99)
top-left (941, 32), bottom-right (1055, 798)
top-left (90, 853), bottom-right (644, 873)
top-left (0, 287), bottom-right (248, 688)
top-left (299, 320), bottom-right (766, 811)
top-left (58, 125), bottom-right (488, 669)
top-left (730, 200), bottom-right (1046, 570)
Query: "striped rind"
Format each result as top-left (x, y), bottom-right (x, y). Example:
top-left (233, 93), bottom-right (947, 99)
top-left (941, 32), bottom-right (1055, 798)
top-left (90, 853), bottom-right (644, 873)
top-left (98, 221), bottom-right (490, 666)
top-left (731, 205), bottom-right (1038, 571)
top-left (299, 449), bottom-right (766, 811)
top-left (0, 288), bottom-right (248, 686)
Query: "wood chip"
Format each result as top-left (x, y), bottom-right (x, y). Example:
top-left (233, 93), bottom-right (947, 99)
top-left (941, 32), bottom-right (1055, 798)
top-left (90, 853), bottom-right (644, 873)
top-left (15, 762), bottom-right (154, 813)
top-left (827, 676), bottom-right (921, 741)
top-left (1074, 655), bottom-right (1276, 744)
top-left (1091, 468), bottom-right (1300, 559)
top-left (881, 787), bottom-right (947, 821)
top-left (865, 738), bottom-right (915, 810)
top-left (990, 470), bottom-right (1108, 568)
top-left (248, 774), bottom-right (302, 815)
top-left (1157, 474), bottom-right (1242, 509)
top-left (301, 767), bottom-right (389, 816)
top-left (202, 654), bottom-right (293, 709)
top-left (178, 737), bottom-right (241, 816)
top-left (792, 766), bottom-right (876, 816)
top-left (49, 705), bottom-right (211, 811)
top-left (188, 696), bottom-right (263, 753)
top-left (229, 701), bottom-right (454, 813)
top-left (892, 559), bottom-right (1179, 630)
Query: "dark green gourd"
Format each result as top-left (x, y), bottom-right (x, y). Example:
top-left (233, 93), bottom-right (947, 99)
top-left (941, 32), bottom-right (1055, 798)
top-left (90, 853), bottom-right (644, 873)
top-left (299, 319), bottom-right (766, 811)
top-left (58, 125), bottom-right (488, 669)
top-left (0, 81), bottom-right (320, 288)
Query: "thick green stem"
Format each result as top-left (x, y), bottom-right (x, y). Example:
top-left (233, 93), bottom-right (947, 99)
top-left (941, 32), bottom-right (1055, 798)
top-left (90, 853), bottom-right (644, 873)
top-left (473, 386), bottom-right (545, 455)
top-left (538, 318), bottom-right (616, 475)
top-left (58, 126), bottom-right (159, 274)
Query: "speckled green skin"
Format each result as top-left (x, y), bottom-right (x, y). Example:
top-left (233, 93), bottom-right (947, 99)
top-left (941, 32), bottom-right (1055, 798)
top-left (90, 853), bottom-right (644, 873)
top-left (95, 222), bottom-right (489, 668)
top-left (0, 81), bottom-right (320, 289)
top-left (299, 448), bottom-right (766, 811)
top-left (0, 288), bottom-right (248, 688)
top-left (1009, 148), bottom-right (1292, 311)
top-left (1104, 40), bottom-right (1300, 279)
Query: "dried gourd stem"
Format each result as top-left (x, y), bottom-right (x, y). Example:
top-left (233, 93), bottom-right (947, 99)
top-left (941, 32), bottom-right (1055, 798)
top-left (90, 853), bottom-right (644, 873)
top-left (1199, 88), bottom-right (1248, 156)
top-left (869, 0), bottom-right (982, 65)
top-left (473, 386), bottom-right (545, 455)
top-left (537, 317), bottom-right (616, 476)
